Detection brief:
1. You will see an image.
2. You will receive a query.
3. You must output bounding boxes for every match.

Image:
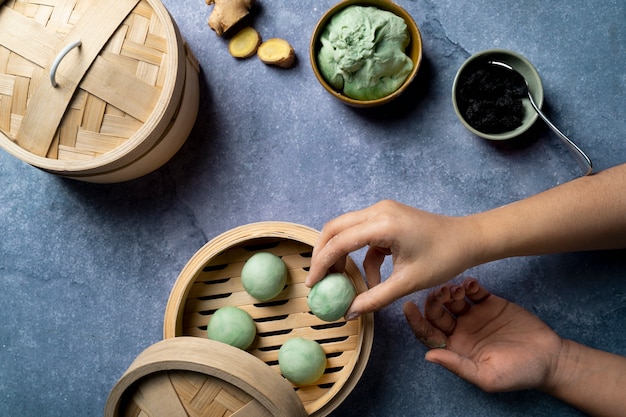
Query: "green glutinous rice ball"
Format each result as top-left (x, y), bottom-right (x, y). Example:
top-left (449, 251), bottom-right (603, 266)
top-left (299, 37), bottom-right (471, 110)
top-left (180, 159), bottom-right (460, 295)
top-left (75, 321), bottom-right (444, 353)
top-left (207, 306), bottom-right (256, 350)
top-left (278, 337), bottom-right (327, 385)
top-left (241, 252), bottom-right (288, 301)
top-left (308, 273), bottom-right (356, 322)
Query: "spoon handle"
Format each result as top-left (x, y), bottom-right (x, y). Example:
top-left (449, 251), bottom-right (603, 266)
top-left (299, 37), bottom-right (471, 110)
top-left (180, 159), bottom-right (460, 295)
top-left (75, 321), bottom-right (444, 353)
top-left (527, 92), bottom-right (593, 176)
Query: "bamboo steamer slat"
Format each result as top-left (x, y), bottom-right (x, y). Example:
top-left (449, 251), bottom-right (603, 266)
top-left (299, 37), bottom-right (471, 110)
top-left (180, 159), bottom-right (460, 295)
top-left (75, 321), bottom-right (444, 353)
top-left (104, 337), bottom-right (308, 417)
top-left (164, 222), bottom-right (375, 417)
top-left (0, 0), bottom-right (199, 183)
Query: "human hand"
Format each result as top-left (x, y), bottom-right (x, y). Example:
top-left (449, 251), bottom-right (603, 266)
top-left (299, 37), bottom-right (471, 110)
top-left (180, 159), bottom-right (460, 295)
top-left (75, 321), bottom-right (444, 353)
top-left (403, 278), bottom-right (564, 393)
top-left (306, 200), bottom-right (479, 320)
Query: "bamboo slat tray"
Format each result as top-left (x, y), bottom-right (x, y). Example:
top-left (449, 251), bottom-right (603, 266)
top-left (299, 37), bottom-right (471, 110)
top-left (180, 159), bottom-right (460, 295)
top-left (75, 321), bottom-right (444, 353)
top-left (105, 337), bottom-right (308, 417)
top-left (0, 0), bottom-right (199, 183)
top-left (164, 222), bottom-right (375, 417)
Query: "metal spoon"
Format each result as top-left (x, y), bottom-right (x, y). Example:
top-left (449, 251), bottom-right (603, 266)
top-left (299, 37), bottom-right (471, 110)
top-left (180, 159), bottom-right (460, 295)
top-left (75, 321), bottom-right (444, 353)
top-left (488, 60), bottom-right (593, 176)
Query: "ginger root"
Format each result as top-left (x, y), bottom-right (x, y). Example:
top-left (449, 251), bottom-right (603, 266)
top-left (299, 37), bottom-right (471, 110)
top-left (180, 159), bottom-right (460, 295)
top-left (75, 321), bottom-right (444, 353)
top-left (228, 27), bottom-right (261, 58)
top-left (257, 38), bottom-right (295, 68)
top-left (206, 0), bottom-right (255, 36)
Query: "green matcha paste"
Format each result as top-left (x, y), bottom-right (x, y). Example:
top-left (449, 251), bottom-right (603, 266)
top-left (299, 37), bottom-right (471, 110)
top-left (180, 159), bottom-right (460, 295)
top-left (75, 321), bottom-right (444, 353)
top-left (317, 5), bottom-right (413, 100)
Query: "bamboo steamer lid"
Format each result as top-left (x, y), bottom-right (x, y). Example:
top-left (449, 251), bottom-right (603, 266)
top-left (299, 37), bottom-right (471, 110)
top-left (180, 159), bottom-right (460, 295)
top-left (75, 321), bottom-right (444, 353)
top-left (104, 337), bottom-right (308, 417)
top-left (0, 0), bottom-right (199, 183)
top-left (164, 222), bottom-right (375, 417)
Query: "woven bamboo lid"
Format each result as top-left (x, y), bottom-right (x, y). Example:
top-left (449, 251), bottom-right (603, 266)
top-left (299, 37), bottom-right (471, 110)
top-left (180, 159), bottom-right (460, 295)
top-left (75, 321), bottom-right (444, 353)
top-left (164, 222), bottom-right (375, 417)
top-left (104, 337), bottom-right (308, 417)
top-left (0, 0), bottom-right (188, 178)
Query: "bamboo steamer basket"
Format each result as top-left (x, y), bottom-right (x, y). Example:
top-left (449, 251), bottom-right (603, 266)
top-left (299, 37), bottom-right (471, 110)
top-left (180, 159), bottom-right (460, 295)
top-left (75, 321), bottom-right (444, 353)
top-left (105, 337), bottom-right (308, 417)
top-left (164, 222), bottom-right (375, 416)
top-left (0, 0), bottom-right (199, 183)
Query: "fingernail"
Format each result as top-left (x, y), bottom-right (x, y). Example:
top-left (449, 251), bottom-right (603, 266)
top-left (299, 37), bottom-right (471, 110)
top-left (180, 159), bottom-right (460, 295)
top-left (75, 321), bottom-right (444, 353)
top-left (345, 311), bottom-right (359, 321)
top-left (421, 337), bottom-right (446, 349)
top-left (465, 278), bottom-right (478, 294)
top-left (304, 274), bottom-right (315, 287)
top-left (451, 286), bottom-right (464, 300)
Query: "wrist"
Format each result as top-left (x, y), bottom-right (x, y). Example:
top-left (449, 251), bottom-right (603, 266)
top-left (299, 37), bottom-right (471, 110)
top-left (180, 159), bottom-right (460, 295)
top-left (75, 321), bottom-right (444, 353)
top-left (460, 212), bottom-right (499, 267)
top-left (539, 338), bottom-right (575, 395)
top-left (539, 338), bottom-right (626, 417)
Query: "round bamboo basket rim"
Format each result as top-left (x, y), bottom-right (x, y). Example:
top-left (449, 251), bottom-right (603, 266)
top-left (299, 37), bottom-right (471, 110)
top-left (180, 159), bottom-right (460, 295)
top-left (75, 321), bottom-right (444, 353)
top-left (164, 221), bottom-right (375, 417)
top-left (0, 0), bottom-right (186, 174)
top-left (104, 337), bottom-right (308, 417)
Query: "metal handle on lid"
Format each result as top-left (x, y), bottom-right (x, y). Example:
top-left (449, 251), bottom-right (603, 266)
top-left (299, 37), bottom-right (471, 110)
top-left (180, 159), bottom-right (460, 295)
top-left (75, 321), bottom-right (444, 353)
top-left (50, 40), bottom-right (82, 88)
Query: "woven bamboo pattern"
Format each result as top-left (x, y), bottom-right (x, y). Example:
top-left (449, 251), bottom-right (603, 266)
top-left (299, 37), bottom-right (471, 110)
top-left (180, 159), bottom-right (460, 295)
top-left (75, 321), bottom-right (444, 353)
top-left (0, 0), bottom-right (172, 159)
top-left (105, 338), bottom-right (307, 417)
top-left (119, 371), bottom-right (272, 417)
top-left (104, 337), bottom-right (308, 417)
top-left (164, 222), bottom-right (375, 417)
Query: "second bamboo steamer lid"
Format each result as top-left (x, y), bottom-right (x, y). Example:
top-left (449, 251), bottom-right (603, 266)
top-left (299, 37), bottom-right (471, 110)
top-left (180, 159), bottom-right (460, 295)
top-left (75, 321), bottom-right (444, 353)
top-left (104, 337), bottom-right (308, 417)
top-left (0, 0), bottom-right (189, 179)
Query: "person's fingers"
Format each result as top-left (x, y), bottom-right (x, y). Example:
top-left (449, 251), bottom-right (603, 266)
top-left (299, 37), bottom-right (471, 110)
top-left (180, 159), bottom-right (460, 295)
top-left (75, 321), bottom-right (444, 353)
top-left (463, 277), bottom-right (491, 303)
top-left (424, 348), bottom-right (481, 386)
top-left (403, 301), bottom-right (447, 348)
top-left (344, 273), bottom-right (411, 320)
top-left (308, 201), bottom-right (408, 288)
top-left (443, 285), bottom-right (470, 316)
top-left (424, 286), bottom-right (456, 335)
top-left (362, 246), bottom-right (388, 289)
top-left (326, 255), bottom-right (347, 277)
top-left (315, 207), bottom-right (371, 250)
top-left (307, 212), bottom-right (374, 287)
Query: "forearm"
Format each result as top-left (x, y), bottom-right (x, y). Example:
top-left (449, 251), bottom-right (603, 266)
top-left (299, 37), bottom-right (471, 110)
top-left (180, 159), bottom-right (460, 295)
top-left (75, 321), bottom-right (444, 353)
top-left (542, 339), bottom-right (626, 417)
top-left (468, 163), bottom-right (626, 264)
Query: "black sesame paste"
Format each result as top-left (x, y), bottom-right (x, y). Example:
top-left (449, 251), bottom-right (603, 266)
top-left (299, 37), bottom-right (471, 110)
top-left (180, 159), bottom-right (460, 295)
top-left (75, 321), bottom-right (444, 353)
top-left (456, 61), bottom-right (527, 133)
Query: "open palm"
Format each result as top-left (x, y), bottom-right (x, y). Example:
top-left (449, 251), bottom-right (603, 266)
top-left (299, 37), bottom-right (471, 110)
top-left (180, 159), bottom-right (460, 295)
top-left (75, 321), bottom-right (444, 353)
top-left (403, 278), bottom-right (564, 392)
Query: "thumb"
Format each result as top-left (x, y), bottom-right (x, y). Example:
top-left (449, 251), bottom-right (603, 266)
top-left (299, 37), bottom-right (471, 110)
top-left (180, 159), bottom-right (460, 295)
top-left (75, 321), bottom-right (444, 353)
top-left (345, 277), bottom-right (408, 320)
top-left (425, 349), bottom-right (481, 385)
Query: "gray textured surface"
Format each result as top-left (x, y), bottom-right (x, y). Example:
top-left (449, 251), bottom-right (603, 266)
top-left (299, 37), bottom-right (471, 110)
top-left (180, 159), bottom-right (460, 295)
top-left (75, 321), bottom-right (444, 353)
top-left (1, 0), bottom-right (626, 416)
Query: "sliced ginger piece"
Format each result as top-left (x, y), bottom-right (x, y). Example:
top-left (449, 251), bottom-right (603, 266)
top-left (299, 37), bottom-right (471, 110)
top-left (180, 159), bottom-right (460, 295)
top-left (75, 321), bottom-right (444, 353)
top-left (228, 27), bottom-right (262, 58)
top-left (257, 38), bottom-right (296, 68)
top-left (206, 0), bottom-right (255, 36)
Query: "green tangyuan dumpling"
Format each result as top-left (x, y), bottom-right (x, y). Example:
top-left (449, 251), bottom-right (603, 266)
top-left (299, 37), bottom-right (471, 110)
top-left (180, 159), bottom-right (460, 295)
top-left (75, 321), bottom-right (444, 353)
top-left (307, 273), bottom-right (356, 322)
top-left (207, 306), bottom-right (256, 350)
top-left (278, 337), bottom-right (327, 385)
top-left (241, 252), bottom-right (288, 301)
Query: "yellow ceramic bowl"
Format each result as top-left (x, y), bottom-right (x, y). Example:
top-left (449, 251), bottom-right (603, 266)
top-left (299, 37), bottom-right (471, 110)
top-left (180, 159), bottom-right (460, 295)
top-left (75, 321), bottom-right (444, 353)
top-left (452, 49), bottom-right (544, 140)
top-left (310, 0), bottom-right (423, 108)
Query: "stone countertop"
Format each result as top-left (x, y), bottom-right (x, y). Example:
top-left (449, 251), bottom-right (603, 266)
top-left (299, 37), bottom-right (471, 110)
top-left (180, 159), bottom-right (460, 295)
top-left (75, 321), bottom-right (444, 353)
top-left (1, 1), bottom-right (625, 416)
